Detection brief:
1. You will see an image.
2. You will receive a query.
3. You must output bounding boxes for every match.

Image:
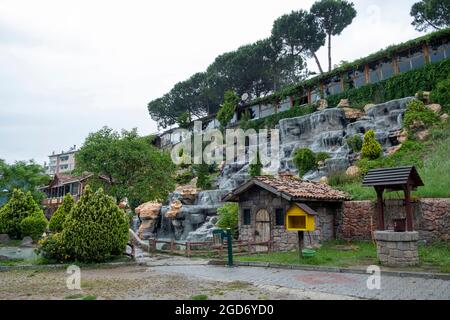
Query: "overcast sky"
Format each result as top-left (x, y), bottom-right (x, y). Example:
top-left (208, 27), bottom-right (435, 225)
top-left (0, 0), bottom-right (423, 165)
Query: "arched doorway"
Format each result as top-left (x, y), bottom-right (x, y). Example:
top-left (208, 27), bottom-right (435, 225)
top-left (255, 209), bottom-right (270, 252)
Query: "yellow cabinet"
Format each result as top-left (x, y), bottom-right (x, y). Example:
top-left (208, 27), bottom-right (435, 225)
top-left (286, 203), bottom-right (316, 232)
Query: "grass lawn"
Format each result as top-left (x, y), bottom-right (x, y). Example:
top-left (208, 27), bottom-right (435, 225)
top-left (235, 241), bottom-right (450, 273)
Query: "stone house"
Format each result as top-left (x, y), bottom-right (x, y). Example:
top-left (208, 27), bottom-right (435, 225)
top-left (223, 174), bottom-right (350, 251)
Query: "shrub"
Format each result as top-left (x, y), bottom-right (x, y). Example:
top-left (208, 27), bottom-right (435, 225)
top-left (49, 193), bottom-right (74, 233)
top-left (175, 171), bottom-right (195, 185)
top-left (20, 215), bottom-right (48, 240)
top-left (403, 99), bottom-right (439, 130)
top-left (249, 153), bottom-right (262, 177)
top-left (42, 186), bottom-right (130, 263)
top-left (316, 152), bottom-right (331, 163)
top-left (346, 135), bottom-right (363, 153)
top-left (293, 148), bottom-right (316, 176)
top-left (430, 78), bottom-right (450, 113)
top-left (217, 203), bottom-right (239, 239)
top-left (361, 130), bottom-right (382, 160)
top-left (194, 163), bottom-right (213, 190)
top-left (38, 233), bottom-right (69, 262)
top-left (0, 189), bottom-right (44, 239)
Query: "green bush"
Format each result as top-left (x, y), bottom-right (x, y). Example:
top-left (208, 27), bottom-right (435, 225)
top-left (20, 215), bottom-right (48, 240)
top-left (175, 171), bottom-right (195, 185)
top-left (217, 90), bottom-right (239, 128)
top-left (38, 233), bottom-right (69, 262)
top-left (194, 163), bottom-right (213, 190)
top-left (403, 99), bottom-right (439, 130)
top-left (346, 135), bottom-right (363, 153)
top-left (316, 152), bottom-right (331, 163)
top-left (49, 193), bottom-right (74, 233)
top-left (217, 203), bottom-right (239, 239)
top-left (430, 77), bottom-right (450, 113)
top-left (0, 189), bottom-right (45, 239)
top-left (293, 148), bottom-right (317, 176)
top-left (249, 153), bottom-right (262, 177)
top-left (41, 186), bottom-right (129, 263)
top-left (361, 130), bottom-right (382, 160)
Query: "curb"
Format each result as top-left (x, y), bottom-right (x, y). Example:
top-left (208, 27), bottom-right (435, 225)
top-left (0, 260), bottom-right (137, 272)
top-left (208, 260), bottom-right (450, 281)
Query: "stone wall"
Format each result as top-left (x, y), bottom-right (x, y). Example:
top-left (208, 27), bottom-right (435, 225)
top-left (339, 199), bottom-right (450, 243)
top-left (237, 186), bottom-right (342, 251)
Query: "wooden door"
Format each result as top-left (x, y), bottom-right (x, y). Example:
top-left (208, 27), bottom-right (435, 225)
top-left (255, 209), bottom-right (270, 252)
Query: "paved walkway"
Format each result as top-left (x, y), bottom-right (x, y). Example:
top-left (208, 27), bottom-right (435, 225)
top-left (150, 264), bottom-right (450, 300)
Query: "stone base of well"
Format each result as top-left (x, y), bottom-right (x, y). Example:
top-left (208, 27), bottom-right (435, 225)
top-left (374, 231), bottom-right (419, 267)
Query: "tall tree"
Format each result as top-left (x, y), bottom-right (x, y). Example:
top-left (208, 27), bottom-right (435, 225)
top-left (311, 0), bottom-right (357, 72)
top-left (0, 159), bottom-right (50, 206)
top-left (74, 127), bottom-right (176, 207)
top-left (272, 10), bottom-right (326, 75)
top-left (410, 0), bottom-right (450, 31)
top-left (217, 90), bottom-right (240, 129)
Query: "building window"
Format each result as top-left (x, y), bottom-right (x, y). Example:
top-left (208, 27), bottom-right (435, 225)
top-left (410, 48), bottom-right (425, 69)
top-left (380, 59), bottom-right (395, 80)
top-left (60, 164), bottom-right (69, 170)
top-left (275, 208), bottom-right (285, 226)
top-left (397, 51), bottom-right (411, 73)
top-left (243, 209), bottom-right (251, 226)
top-left (60, 155), bottom-right (69, 162)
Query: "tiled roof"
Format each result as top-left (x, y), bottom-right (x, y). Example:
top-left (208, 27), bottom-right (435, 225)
top-left (224, 173), bottom-right (350, 202)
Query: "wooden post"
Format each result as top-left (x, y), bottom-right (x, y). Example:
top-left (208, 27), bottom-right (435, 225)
top-left (298, 231), bottom-right (304, 259)
top-left (170, 239), bottom-right (175, 254)
top-left (375, 186), bottom-right (385, 230)
top-left (248, 241), bottom-right (252, 255)
top-left (404, 184), bottom-right (414, 231)
top-left (186, 242), bottom-right (191, 257)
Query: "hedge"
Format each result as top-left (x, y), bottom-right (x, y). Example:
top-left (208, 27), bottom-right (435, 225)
top-left (326, 58), bottom-right (450, 108)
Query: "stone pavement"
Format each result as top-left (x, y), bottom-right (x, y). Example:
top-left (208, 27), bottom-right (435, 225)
top-left (151, 264), bottom-right (450, 300)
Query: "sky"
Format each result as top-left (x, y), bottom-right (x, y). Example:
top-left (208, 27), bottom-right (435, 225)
top-left (0, 0), bottom-right (423, 165)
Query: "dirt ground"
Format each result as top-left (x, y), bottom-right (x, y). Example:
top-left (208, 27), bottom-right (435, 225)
top-left (0, 264), bottom-right (328, 300)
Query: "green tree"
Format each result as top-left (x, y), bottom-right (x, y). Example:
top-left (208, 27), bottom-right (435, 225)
top-left (217, 90), bottom-right (240, 129)
top-left (410, 0), bottom-right (450, 31)
top-left (0, 189), bottom-right (47, 239)
top-left (0, 160), bottom-right (50, 207)
top-left (75, 127), bottom-right (176, 207)
top-left (49, 193), bottom-right (75, 233)
top-left (311, 0), bottom-right (357, 72)
top-left (430, 78), bottom-right (450, 113)
top-left (61, 186), bottom-right (129, 262)
top-left (293, 148), bottom-right (317, 176)
top-left (217, 203), bottom-right (239, 239)
top-left (361, 130), bottom-right (382, 160)
top-left (272, 10), bottom-right (326, 75)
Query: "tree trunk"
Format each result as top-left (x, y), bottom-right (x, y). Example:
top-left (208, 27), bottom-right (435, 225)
top-left (312, 52), bottom-right (324, 75)
top-left (328, 33), bottom-right (332, 72)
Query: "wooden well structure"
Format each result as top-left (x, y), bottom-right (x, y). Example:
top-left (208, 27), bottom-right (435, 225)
top-left (362, 166), bottom-right (424, 232)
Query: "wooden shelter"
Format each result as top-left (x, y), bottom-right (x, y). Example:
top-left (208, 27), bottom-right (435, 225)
top-left (362, 166), bottom-right (424, 231)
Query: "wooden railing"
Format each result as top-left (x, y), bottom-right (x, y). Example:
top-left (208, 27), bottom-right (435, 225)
top-left (146, 239), bottom-right (273, 257)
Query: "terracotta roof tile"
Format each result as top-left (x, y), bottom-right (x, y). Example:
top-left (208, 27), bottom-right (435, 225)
top-left (253, 174), bottom-right (350, 201)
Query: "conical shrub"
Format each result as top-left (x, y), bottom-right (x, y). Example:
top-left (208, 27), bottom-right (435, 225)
top-left (0, 189), bottom-right (46, 239)
top-left (361, 130), bottom-right (382, 160)
top-left (49, 193), bottom-right (74, 233)
top-left (61, 186), bottom-right (129, 262)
